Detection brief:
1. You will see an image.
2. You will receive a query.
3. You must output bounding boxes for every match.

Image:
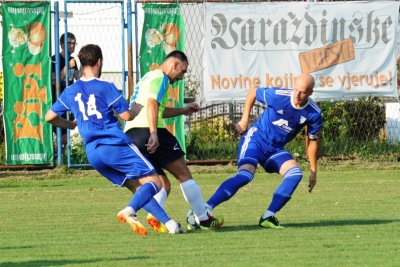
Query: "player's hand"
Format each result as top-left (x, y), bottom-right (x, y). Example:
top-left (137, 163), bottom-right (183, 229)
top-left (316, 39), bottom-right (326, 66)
top-left (146, 132), bottom-right (159, 154)
top-left (67, 120), bottom-right (77, 130)
top-left (69, 58), bottom-right (76, 68)
top-left (235, 119), bottom-right (248, 134)
top-left (183, 103), bottom-right (200, 115)
top-left (308, 171), bottom-right (317, 193)
top-left (129, 102), bottom-right (143, 119)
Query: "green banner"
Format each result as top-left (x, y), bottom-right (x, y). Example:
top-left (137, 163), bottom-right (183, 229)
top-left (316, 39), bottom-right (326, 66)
top-left (140, 3), bottom-right (186, 153)
top-left (2, 2), bottom-right (53, 165)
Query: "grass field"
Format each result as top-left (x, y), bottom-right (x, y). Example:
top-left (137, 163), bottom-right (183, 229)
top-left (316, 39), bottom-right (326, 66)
top-left (1, 163), bottom-right (399, 267)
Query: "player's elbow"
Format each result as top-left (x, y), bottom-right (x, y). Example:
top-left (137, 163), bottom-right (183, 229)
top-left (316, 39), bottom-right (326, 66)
top-left (45, 110), bottom-right (56, 123)
top-left (118, 111), bottom-right (132, 121)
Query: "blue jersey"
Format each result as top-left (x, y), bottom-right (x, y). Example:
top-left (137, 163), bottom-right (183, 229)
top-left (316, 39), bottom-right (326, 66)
top-left (253, 87), bottom-right (323, 148)
top-left (51, 78), bottom-right (131, 152)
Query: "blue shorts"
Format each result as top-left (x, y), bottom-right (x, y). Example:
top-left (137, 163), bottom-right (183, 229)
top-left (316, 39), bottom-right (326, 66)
top-left (237, 127), bottom-right (293, 173)
top-left (86, 143), bottom-right (156, 186)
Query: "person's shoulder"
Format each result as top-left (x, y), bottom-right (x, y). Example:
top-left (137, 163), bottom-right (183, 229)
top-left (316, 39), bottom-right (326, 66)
top-left (274, 87), bottom-right (292, 96)
top-left (145, 69), bottom-right (164, 79)
top-left (307, 98), bottom-right (322, 114)
top-left (80, 77), bottom-right (113, 86)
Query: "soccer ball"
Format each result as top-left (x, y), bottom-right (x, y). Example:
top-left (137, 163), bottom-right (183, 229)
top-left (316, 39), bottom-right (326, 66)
top-left (186, 205), bottom-right (214, 231)
top-left (186, 208), bottom-right (200, 230)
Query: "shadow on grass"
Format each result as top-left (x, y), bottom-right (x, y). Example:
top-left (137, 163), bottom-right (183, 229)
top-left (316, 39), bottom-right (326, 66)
top-left (284, 218), bottom-right (400, 228)
top-left (0, 256), bottom-right (150, 267)
top-left (218, 218), bottom-right (399, 232)
top-left (0, 245), bottom-right (35, 250)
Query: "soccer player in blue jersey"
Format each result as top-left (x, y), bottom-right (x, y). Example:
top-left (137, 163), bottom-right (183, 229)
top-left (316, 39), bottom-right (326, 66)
top-left (205, 73), bottom-right (323, 229)
top-left (45, 44), bottom-right (183, 236)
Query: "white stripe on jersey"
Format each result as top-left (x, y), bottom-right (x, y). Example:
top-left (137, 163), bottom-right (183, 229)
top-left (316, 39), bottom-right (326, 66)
top-left (58, 99), bottom-right (70, 110)
top-left (308, 99), bottom-right (321, 113)
top-left (265, 151), bottom-right (291, 166)
top-left (108, 94), bottom-right (123, 107)
top-left (239, 127), bottom-right (258, 160)
top-left (275, 89), bottom-right (292, 96)
top-left (262, 90), bottom-right (268, 105)
top-left (128, 143), bottom-right (154, 170)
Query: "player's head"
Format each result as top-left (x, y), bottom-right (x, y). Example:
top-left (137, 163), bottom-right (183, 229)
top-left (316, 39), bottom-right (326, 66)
top-left (78, 44), bottom-right (103, 77)
top-left (293, 73), bottom-right (315, 107)
top-left (60, 32), bottom-right (77, 55)
top-left (163, 50), bottom-right (188, 83)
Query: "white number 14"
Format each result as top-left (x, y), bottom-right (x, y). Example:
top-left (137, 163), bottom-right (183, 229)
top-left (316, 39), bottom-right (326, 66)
top-left (74, 93), bottom-right (103, 120)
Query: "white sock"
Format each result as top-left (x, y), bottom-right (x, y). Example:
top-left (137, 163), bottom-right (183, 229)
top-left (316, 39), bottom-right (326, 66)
top-left (165, 219), bottom-right (178, 234)
top-left (180, 179), bottom-right (208, 221)
top-left (123, 206), bottom-right (135, 214)
top-left (262, 210), bottom-right (275, 219)
top-left (153, 187), bottom-right (168, 209)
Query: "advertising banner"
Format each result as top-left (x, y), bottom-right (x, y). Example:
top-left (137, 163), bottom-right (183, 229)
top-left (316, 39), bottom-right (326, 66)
top-left (204, 2), bottom-right (399, 101)
top-left (139, 3), bottom-right (186, 152)
top-left (2, 2), bottom-right (53, 164)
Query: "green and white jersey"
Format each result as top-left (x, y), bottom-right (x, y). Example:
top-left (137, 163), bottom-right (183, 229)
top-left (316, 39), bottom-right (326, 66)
top-left (124, 69), bottom-right (170, 131)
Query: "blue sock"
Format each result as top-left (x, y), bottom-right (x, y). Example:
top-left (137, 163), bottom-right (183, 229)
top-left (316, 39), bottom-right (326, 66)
top-left (207, 169), bottom-right (254, 209)
top-left (268, 166), bottom-right (302, 213)
top-left (143, 198), bottom-right (170, 224)
top-left (128, 182), bottom-right (158, 212)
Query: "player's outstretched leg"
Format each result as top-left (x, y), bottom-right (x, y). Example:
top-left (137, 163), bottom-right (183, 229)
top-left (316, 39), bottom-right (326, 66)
top-left (117, 181), bottom-right (160, 236)
top-left (259, 166), bottom-right (302, 229)
top-left (180, 179), bottom-right (223, 230)
top-left (145, 186), bottom-right (169, 233)
top-left (207, 169), bottom-right (254, 209)
top-left (143, 198), bottom-right (183, 234)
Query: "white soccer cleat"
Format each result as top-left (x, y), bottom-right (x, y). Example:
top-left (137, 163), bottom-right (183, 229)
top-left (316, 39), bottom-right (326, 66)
top-left (117, 208), bottom-right (148, 236)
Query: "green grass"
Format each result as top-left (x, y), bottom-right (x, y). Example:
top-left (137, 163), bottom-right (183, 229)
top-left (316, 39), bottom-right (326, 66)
top-left (0, 165), bottom-right (399, 267)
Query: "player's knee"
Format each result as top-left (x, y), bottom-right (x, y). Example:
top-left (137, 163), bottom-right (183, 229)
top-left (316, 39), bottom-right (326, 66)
top-left (160, 175), bottom-right (172, 193)
top-left (236, 169), bottom-right (255, 186)
top-left (276, 166), bottom-right (303, 196)
top-left (147, 174), bottom-right (162, 192)
top-left (284, 166), bottom-right (303, 183)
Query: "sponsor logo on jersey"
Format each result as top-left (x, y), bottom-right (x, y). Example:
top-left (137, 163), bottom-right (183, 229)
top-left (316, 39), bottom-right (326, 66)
top-left (272, 119), bottom-right (293, 132)
top-left (300, 116), bottom-right (306, 124)
top-left (277, 109), bottom-right (284, 114)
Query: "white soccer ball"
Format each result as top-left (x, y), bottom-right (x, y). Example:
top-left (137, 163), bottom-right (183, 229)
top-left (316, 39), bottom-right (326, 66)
top-left (186, 205), bottom-right (214, 230)
top-left (186, 208), bottom-right (200, 230)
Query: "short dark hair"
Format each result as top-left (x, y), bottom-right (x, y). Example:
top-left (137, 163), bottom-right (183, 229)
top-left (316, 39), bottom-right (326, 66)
top-left (60, 32), bottom-right (76, 44)
top-left (78, 44), bottom-right (103, 67)
top-left (165, 50), bottom-right (188, 64)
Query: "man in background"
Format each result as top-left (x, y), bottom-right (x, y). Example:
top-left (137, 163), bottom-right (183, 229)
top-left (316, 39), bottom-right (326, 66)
top-left (51, 32), bottom-right (80, 158)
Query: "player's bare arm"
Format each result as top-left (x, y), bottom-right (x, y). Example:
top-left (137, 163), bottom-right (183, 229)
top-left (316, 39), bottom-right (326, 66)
top-left (236, 86), bottom-right (258, 134)
top-left (162, 102), bottom-right (200, 118)
top-left (307, 139), bottom-right (318, 193)
top-left (118, 102), bottom-right (143, 121)
top-left (146, 98), bottom-right (159, 154)
top-left (45, 110), bottom-right (77, 129)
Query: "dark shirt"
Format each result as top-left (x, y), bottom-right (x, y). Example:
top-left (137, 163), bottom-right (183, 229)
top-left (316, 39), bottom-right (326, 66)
top-left (51, 53), bottom-right (78, 103)
top-left (51, 53), bottom-right (78, 129)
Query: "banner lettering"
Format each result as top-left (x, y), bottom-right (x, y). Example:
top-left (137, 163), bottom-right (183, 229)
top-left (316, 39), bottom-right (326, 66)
top-left (204, 2), bottom-right (399, 101)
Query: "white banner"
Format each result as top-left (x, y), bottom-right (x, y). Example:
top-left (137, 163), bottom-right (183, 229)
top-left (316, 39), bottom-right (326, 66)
top-left (203, 2), bottom-right (399, 101)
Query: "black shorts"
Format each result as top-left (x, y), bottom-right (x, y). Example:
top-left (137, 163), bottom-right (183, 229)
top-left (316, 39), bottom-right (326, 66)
top-left (125, 127), bottom-right (185, 175)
